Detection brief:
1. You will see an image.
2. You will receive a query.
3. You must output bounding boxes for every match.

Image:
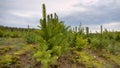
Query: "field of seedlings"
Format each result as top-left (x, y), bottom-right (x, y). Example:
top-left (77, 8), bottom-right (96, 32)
top-left (0, 4), bottom-right (120, 68)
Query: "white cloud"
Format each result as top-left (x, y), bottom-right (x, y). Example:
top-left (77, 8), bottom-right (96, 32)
top-left (9, 10), bottom-right (41, 18)
top-left (40, 0), bottom-right (88, 16)
top-left (104, 22), bottom-right (120, 26)
top-left (79, 0), bottom-right (99, 5)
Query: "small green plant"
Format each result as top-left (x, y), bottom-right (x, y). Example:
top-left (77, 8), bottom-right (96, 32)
top-left (0, 54), bottom-right (20, 68)
top-left (26, 33), bottom-right (36, 44)
top-left (74, 34), bottom-right (88, 50)
top-left (11, 31), bottom-right (20, 38)
top-left (26, 26), bottom-right (36, 44)
top-left (0, 29), bottom-right (3, 37)
top-left (33, 44), bottom-right (58, 68)
top-left (90, 37), bottom-right (110, 52)
top-left (115, 34), bottom-right (120, 41)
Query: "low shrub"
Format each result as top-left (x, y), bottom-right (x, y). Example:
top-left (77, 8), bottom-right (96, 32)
top-left (74, 35), bottom-right (88, 50)
top-left (0, 29), bottom-right (3, 37)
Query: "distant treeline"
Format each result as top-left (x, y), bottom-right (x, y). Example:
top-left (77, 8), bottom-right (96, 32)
top-left (0, 25), bottom-right (38, 38)
top-left (0, 25), bottom-right (36, 31)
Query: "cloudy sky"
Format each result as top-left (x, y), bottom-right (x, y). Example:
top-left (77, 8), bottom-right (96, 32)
top-left (0, 0), bottom-right (120, 32)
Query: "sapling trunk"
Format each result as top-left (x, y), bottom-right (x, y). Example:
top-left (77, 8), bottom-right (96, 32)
top-left (86, 27), bottom-right (89, 37)
top-left (100, 25), bottom-right (103, 50)
top-left (100, 25), bottom-right (103, 38)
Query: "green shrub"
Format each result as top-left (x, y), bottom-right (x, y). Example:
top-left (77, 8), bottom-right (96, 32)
top-left (107, 40), bottom-right (120, 54)
top-left (26, 33), bottom-right (36, 44)
top-left (90, 38), bottom-right (100, 50)
top-left (90, 38), bottom-right (109, 51)
top-left (3, 31), bottom-right (11, 37)
top-left (11, 32), bottom-right (20, 38)
top-left (33, 42), bottom-right (58, 68)
top-left (0, 29), bottom-right (3, 37)
top-left (74, 34), bottom-right (88, 50)
top-left (115, 34), bottom-right (120, 41)
top-left (0, 54), bottom-right (20, 68)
